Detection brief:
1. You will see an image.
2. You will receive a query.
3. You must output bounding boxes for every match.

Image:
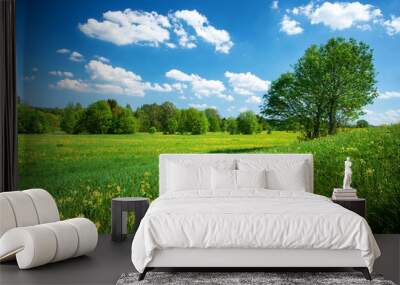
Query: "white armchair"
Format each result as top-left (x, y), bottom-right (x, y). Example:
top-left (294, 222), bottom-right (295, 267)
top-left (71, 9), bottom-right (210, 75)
top-left (0, 189), bottom-right (98, 269)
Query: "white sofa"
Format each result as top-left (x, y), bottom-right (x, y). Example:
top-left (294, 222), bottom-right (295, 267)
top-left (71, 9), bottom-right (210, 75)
top-left (0, 189), bottom-right (98, 269)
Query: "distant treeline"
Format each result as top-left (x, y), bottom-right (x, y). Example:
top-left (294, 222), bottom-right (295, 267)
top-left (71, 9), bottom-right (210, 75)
top-left (18, 99), bottom-right (273, 135)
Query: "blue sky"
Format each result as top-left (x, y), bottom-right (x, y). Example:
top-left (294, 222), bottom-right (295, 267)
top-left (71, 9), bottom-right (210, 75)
top-left (17, 0), bottom-right (400, 125)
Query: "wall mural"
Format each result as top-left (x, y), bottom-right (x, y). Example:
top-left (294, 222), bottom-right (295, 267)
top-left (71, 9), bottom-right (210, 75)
top-left (17, 0), bottom-right (400, 233)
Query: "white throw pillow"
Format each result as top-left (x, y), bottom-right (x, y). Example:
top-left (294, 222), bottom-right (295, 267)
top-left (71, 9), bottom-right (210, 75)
top-left (167, 162), bottom-right (212, 192)
top-left (266, 162), bottom-right (307, 191)
top-left (212, 168), bottom-right (237, 191)
top-left (237, 159), bottom-right (308, 191)
top-left (236, 169), bottom-right (268, 189)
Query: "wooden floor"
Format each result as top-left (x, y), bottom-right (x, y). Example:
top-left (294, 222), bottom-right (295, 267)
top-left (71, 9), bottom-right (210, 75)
top-left (0, 234), bottom-right (399, 285)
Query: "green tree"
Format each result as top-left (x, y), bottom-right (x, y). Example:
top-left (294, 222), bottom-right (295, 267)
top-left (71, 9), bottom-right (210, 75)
top-left (237, 111), bottom-right (259, 134)
top-left (320, 38), bottom-right (377, 134)
top-left (204, 108), bottom-right (221, 132)
top-left (111, 108), bottom-right (138, 134)
top-left (191, 111), bottom-right (209, 135)
top-left (220, 118), bottom-right (227, 132)
top-left (135, 109), bottom-right (150, 132)
top-left (85, 100), bottom-right (112, 134)
top-left (356, 119), bottom-right (369, 128)
top-left (226, 117), bottom-right (238, 134)
top-left (261, 72), bottom-right (317, 138)
top-left (261, 37), bottom-right (377, 139)
top-left (166, 117), bottom-right (178, 134)
top-left (61, 103), bottom-right (81, 134)
top-left (17, 103), bottom-right (31, 133)
top-left (160, 102), bottom-right (179, 133)
top-left (107, 99), bottom-right (118, 114)
top-left (72, 104), bottom-right (86, 134)
top-left (256, 115), bottom-right (271, 133)
top-left (183, 108), bottom-right (208, 135)
top-left (28, 110), bottom-right (50, 133)
top-left (140, 104), bottom-right (162, 131)
top-left (149, 126), bottom-right (157, 134)
top-left (44, 113), bottom-right (61, 132)
top-left (177, 109), bottom-right (189, 134)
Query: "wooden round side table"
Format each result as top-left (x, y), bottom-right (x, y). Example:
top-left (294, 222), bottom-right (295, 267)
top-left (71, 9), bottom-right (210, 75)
top-left (111, 197), bottom-right (149, 242)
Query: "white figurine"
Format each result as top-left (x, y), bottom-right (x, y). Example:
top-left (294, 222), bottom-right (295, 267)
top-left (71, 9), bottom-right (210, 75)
top-left (343, 157), bottom-right (352, 190)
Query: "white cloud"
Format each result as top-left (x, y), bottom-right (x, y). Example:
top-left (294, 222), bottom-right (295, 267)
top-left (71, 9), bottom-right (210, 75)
top-left (70, 51), bottom-right (84, 62)
top-left (79, 9), bottom-right (171, 47)
top-left (86, 60), bottom-right (141, 82)
top-left (383, 16), bottom-right (400, 35)
top-left (172, 23), bottom-right (197, 49)
top-left (173, 10), bottom-right (233, 53)
top-left (292, 3), bottom-right (314, 16)
top-left (86, 60), bottom-right (175, 96)
top-left (363, 108), bottom-right (400, 125)
top-left (55, 79), bottom-right (90, 92)
top-left (239, 107), bottom-right (249, 113)
top-left (356, 23), bottom-right (372, 31)
top-left (280, 15), bottom-right (304, 35)
top-left (49, 71), bottom-right (74, 78)
top-left (179, 95), bottom-right (188, 100)
top-left (79, 9), bottom-right (233, 53)
top-left (165, 69), bottom-right (193, 81)
top-left (246, 95), bottom-right (262, 104)
top-left (379, 91), bottom-right (400, 100)
top-left (94, 55), bottom-right (110, 63)
top-left (218, 94), bottom-right (234, 102)
top-left (271, 1), bottom-right (279, 10)
top-left (191, 77), bottom-right (226, 98)
top-left (224, 71), bottom-right (270, 96)
top-left (54, 60), bottom-right (178, 97)
top-left (189, 103), bottom-right (217, 110)
top-left (165, 42), bottom-right (177, 48)
top-left (166, 68), bottom-right (230, 100)
top-left (294, 1), bottom-right (382, 31)
top-left (171, 82), bottom-right (187, 93)
top-left (56, 48), bottom-right (70, 54)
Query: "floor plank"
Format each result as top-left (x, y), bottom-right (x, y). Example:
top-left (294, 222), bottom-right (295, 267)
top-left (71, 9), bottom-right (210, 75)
top-left (0, 234), bottom-right (398, 285)
top-left (0, 235), bottom-right (134, 285)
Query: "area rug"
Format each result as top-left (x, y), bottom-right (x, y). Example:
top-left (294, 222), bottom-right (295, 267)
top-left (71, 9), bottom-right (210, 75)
top-left (116, 272), bottom-right (396, 285)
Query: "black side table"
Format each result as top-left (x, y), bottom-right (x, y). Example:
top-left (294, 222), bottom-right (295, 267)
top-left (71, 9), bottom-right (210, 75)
top-left (332, 198), bottom-right (366, 219)
top-left (111, 197), bottom-right (149, 242)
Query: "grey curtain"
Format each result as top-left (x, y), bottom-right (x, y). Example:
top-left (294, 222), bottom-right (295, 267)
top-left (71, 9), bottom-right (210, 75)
top-left (0, 0), bottom-right (17, 192)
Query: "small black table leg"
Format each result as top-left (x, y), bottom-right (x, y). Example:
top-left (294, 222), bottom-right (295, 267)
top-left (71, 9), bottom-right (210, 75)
top-left (138, 268), bottom-right (148, 281)
top-left (111, 202), bottom-right (123, 241)
top-left (354, 267), bottom-right (372, 280)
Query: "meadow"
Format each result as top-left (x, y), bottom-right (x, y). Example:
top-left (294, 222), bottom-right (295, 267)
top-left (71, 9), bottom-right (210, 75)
top-left (18, 125), bottom-right (400, 233)
top-left (18, 131), bottom-right (298, 233)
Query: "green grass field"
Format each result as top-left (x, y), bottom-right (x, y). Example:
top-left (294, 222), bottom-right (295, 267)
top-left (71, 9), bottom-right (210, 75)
top-left (18, 131), bottom-right (298, 232)
top-left (18, 126), bottom-right (400, 233)
top-left (256, 125), bottom-right (400, 233)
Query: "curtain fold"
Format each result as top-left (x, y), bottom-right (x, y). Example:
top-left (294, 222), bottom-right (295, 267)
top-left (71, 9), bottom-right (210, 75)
top-left (0, 0), bottom-right (17, 192)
